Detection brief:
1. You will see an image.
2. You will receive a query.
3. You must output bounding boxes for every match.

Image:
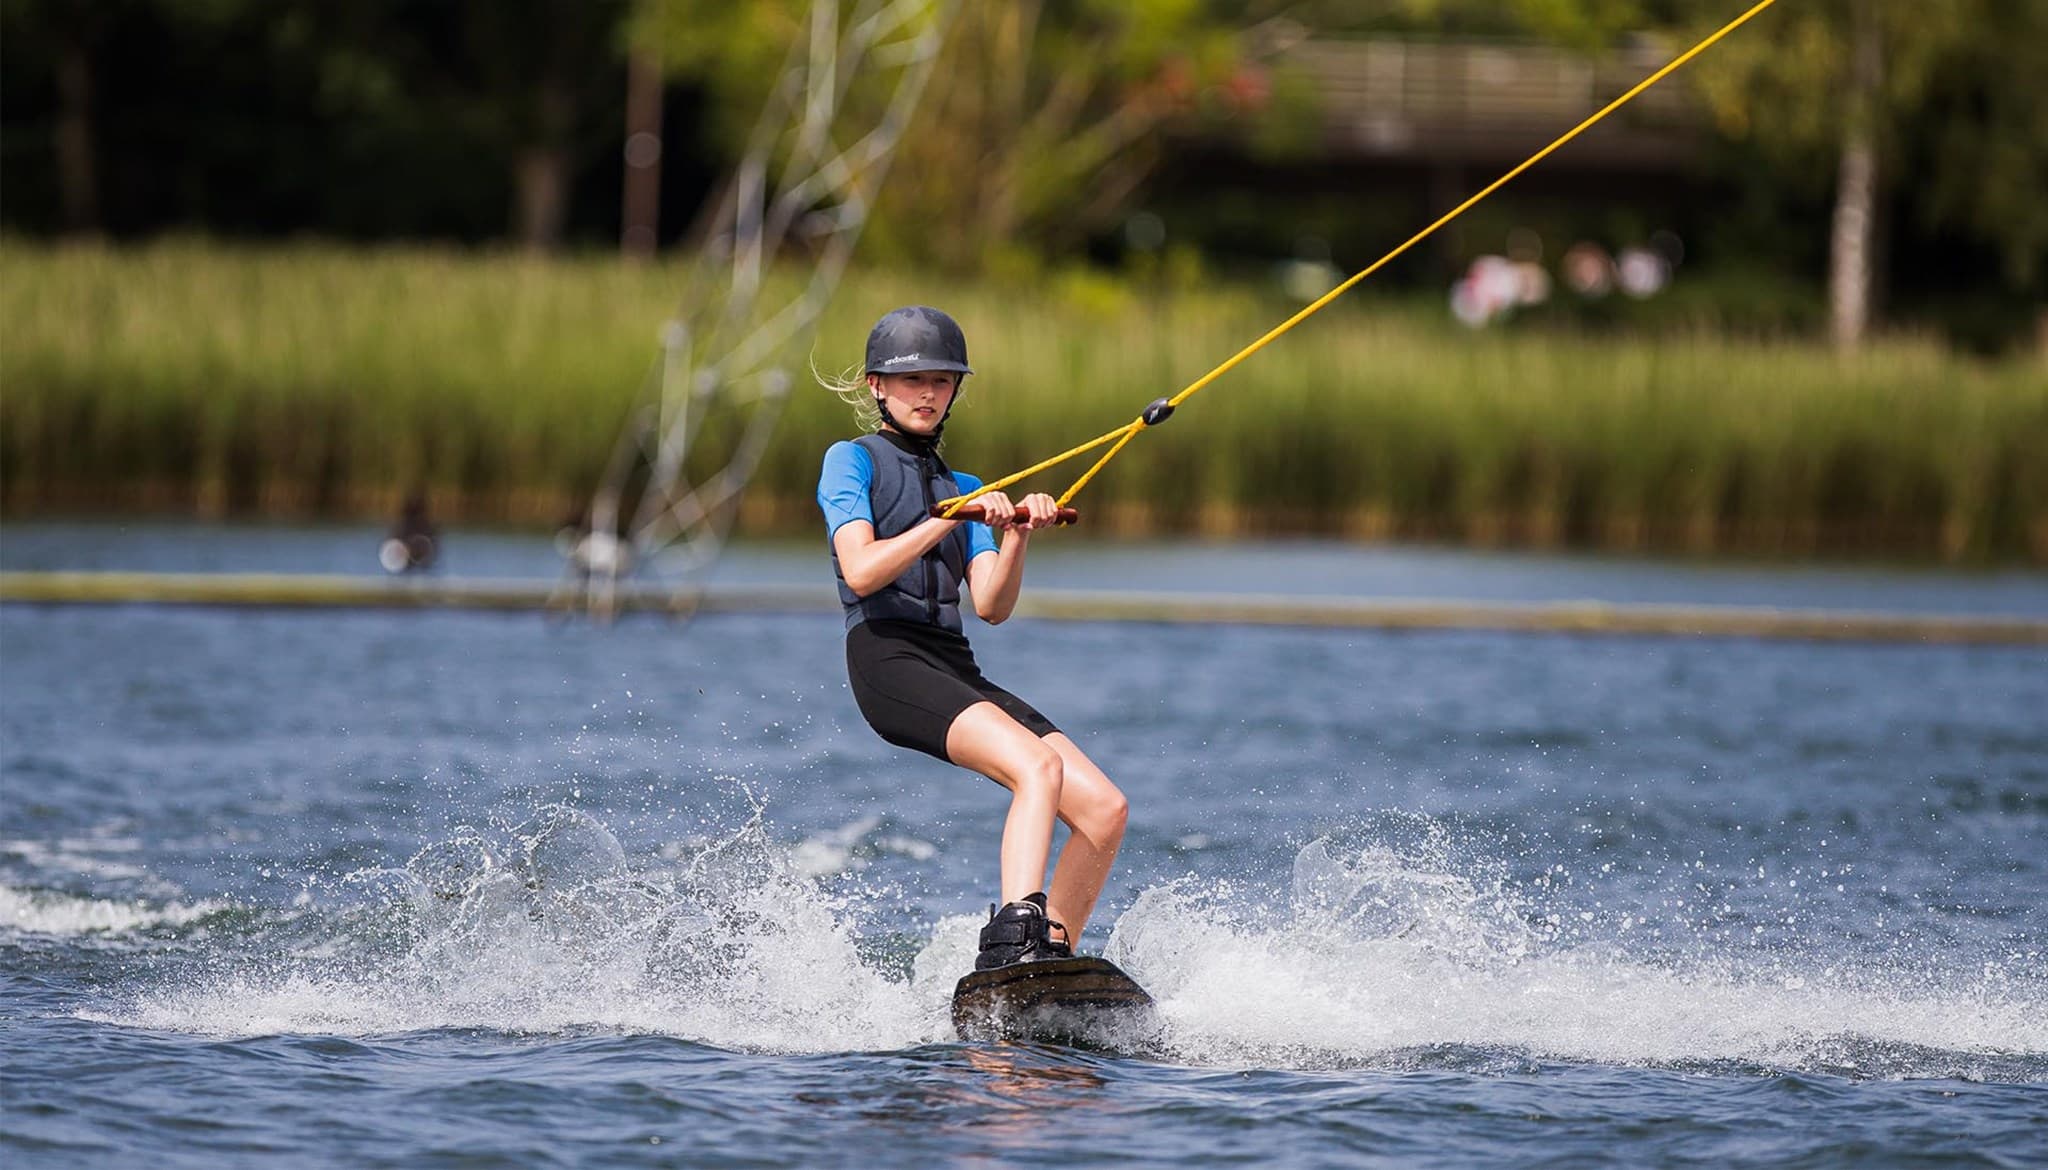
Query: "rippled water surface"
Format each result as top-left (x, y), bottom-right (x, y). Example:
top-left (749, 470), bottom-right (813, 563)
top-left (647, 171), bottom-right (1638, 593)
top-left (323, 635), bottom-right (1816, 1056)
top-left (4, 526), bottom-right (2045, 1167)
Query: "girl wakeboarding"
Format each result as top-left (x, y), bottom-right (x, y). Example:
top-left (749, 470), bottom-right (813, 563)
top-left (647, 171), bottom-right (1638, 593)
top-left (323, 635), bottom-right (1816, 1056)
top-left (817, 306), bottom-right (1128, 971)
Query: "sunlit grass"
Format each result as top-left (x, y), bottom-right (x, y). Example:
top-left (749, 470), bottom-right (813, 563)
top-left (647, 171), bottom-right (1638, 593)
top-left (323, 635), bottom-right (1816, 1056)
top-left (4, 239), bottom-right (2042, 560)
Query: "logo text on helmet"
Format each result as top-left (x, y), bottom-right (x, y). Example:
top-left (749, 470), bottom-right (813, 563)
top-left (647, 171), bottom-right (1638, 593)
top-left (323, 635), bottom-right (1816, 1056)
top-left (883, 354), bottom-right (923, 365)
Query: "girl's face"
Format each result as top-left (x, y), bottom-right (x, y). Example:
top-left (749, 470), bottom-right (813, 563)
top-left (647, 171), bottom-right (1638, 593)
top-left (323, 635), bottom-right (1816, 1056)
top-left (869, 370), bottom-right (959, 436)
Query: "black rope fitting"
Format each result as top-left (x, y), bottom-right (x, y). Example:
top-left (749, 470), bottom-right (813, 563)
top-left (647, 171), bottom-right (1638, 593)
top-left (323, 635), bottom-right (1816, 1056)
top-left (1141, 397), bottom-right (1176, 427)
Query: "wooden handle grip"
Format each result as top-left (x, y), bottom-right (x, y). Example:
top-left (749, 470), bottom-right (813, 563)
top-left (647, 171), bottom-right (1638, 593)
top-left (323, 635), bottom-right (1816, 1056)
top-left (931, 503), bottom-right (1080, 526)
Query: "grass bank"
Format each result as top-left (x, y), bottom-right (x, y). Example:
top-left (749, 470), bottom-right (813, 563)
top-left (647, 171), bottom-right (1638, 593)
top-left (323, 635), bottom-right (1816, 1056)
top-left (5, 240), bottom-right (2043, 561)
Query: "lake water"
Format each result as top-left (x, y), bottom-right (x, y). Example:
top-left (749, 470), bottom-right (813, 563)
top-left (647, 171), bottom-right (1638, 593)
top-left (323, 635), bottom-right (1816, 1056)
top-left (3, 524), bottom-right (2045, 1167)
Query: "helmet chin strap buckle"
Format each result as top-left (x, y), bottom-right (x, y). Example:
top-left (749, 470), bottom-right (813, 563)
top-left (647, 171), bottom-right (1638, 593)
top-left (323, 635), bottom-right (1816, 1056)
top-left (1141, 398), bottom-right (1176, 426)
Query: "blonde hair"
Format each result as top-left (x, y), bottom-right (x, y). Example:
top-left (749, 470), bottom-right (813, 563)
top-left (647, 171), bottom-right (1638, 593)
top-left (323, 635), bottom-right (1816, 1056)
top-left (814, 358), bottom-right (883, 433)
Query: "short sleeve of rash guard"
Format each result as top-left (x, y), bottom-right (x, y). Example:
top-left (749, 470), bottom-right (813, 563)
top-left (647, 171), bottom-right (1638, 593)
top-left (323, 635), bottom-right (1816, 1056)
top-left (950, 471), bottom-right (999, 561)
top-left (817, 442), bottom-right (997, 560)
top-left (817, 441), bottom-right (874, 537)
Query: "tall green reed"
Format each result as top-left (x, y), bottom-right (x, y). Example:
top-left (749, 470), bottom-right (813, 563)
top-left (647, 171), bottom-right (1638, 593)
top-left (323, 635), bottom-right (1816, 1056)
top-left (5, 240), bottom-right (2042, 561)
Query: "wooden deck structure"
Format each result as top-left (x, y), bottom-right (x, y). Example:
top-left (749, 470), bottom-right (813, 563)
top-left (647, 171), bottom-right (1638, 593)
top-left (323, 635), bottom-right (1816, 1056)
top-left (1288, 37), bottom-right (1704, 168)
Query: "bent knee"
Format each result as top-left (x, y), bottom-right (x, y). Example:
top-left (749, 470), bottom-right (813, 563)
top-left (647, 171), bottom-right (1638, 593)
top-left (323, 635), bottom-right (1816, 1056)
top-left (1011, 746), bottom-right (1065, 801)
top-left (1075, 784), bottom-right (1129, 840)
top-left (1100, 788), bottom-right (1130, 835)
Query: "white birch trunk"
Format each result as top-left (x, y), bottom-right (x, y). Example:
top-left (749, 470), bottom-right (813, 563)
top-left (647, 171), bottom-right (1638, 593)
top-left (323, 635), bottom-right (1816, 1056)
top-left (1829, 0), bottom-right (1883, 349)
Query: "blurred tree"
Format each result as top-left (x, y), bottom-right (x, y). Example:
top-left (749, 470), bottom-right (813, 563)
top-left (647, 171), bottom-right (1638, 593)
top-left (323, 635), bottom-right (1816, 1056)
top-left (1286, 0), bottom-right (1648, 46)
top-left (0, 0), bottom-right (632, 249)
top-left (486, 1), bottom-right (630, 250)
top-left (624, 0), bottom-right (801, 151)
top-left (1334, 0), bottom-right (2044, 343)
top-left (50, 8), bottom-right (103, 234)
top-left (1685, 0), bottom-right (1977, 348)
top-left (0, 0), bottom-right (113, 235)
top-left (2, 0), bottom-right (2036, 343)
top-left (336, 0), bottom-right (631, 250)
top-left (1910, 0), bottom-right (2048, 294)
top-left (629, 0), bottom-right (1300, 270)
top-left (885, 0), bottom-right (1302, 270)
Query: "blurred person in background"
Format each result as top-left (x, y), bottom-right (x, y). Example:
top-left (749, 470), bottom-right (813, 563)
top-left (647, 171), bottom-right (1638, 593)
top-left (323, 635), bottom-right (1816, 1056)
top-left (379, 491), bottom-right (439, 573)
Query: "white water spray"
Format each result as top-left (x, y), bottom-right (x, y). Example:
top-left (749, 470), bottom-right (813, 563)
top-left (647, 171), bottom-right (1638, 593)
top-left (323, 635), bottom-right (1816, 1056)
top-left (90, 808), bottom-right (2048, 1079)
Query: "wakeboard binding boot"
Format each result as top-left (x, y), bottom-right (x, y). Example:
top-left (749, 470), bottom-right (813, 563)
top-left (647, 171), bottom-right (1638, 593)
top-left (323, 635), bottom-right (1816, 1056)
top-left (974, 891), bottom-right (1074, 970)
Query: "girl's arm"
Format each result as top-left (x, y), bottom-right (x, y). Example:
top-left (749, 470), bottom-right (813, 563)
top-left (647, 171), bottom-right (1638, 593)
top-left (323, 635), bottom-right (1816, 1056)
top-left (833, 517), bottom-right (966, 597)
top-left (966, 492), bottom-right (1059, 624)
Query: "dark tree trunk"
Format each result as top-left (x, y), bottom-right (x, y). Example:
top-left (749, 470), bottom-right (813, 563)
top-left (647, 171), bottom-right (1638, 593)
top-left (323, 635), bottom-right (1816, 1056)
top-left (513, 146), bottom-right (569, 250)
top-left (620, 49), bottom-right (664, 260)
top-left (54, 28), bottom-right (100, 236)
top-left (512, 79), bottom-right (575, 250)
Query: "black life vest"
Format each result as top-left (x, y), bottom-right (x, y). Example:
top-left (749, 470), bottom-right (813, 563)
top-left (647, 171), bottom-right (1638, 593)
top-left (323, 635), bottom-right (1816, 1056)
top-left (831, 431), bottom-right (971, 633)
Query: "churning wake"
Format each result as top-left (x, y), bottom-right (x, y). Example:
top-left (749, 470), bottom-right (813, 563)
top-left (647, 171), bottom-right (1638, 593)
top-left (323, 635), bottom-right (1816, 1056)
top-left (70, 804), bottom-right (2048, 1080)
top-left (1106, 840), bottom-right (2046, 1076)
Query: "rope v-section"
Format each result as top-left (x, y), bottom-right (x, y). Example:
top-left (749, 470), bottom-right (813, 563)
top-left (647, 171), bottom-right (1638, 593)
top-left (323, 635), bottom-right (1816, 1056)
top-left (936, 0), bottom-right (1781, 520)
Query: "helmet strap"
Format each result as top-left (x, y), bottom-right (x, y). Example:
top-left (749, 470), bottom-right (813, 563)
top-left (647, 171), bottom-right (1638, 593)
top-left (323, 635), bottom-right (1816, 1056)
top-left (937, 373), bottom-right (966, 428)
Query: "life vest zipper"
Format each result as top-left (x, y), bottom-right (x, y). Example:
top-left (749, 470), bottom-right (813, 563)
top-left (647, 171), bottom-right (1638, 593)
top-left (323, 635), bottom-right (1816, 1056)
top-left (917, 455), bottom-right (939, 624)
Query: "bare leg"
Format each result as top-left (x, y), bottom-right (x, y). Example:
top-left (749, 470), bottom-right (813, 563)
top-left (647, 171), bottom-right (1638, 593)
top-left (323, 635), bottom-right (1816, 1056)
top-left (944, 702), bottom-right (1065, 904)
top-left (1039, 733), bottom-right (1128, 945)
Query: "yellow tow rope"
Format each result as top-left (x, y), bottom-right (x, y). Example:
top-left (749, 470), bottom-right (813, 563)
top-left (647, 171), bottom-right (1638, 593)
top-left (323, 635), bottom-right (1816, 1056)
top-left (939, 0), bottom-right (1781, 517)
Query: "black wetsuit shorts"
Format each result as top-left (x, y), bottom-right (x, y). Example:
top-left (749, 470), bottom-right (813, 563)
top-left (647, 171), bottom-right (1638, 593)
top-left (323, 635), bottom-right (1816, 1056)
top-left (845, 619), bottom-right (1058, 763)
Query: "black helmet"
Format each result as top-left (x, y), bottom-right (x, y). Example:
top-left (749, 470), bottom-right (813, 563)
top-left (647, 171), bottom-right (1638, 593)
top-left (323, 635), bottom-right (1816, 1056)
top-left (863, 306), bottom-right (973, 377)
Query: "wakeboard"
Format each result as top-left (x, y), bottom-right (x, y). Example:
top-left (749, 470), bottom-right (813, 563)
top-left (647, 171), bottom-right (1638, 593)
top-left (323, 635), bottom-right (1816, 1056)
top-left (951, 956), bottom-right (1158, 1048)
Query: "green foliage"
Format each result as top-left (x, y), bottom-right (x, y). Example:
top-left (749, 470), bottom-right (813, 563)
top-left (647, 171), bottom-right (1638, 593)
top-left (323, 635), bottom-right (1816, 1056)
top-left (1913, 0), bottom-right (2048, 288)
top-left (880, 0), bottom-right (1264, 268)
top-left (5, 0), bottom-right (2038, 313)
top-left (624, 0), bottom-right (801, 151)
top-left (0, 0), bottom-right (632, 244)
top-left (629, 0), bottom-right (1270, 270)
top-left (5, 241), bottom-right (2042, 561)
top-left (1287, 0), bottom-right (1646, 45)
top-left (1675, 0), bottom-right (2048, 322)
top-left (1686, 0), bottom-right (1970, 166)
